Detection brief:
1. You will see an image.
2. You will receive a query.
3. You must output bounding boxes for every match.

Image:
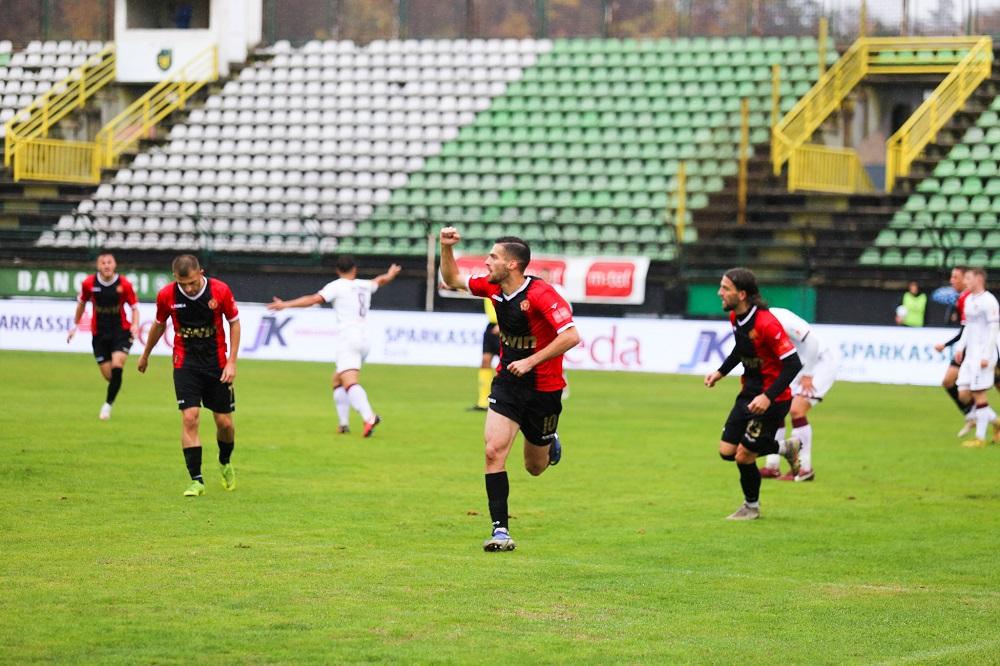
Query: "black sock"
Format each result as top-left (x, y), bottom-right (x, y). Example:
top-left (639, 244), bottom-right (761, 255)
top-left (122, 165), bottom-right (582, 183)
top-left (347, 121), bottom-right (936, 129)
top-left (756, 437), bottom-right (779, 456)
top-left (218, 440), bottom-right (234, 465)
top-left (945, 385), bottom-right (972, 415)
top-left (183, 446), bottom-right (203, 482)
top-left (738, 463), bottom-right (761, 503)
top-left (484, 471), bottom-right (509, 530)
top-left (106, 367), bottom-right (123, 404)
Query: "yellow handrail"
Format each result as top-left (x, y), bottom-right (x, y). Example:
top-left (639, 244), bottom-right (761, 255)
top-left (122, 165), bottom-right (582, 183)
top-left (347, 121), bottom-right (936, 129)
top-left (885, 37), bottom-right (993, 190)
top-left (772, 36), bottom-right (989, 175)
top-left (772, 38), bottom-right (868, 176)
top-left (3, 44), bottom-right (115, 166)
top-left (788, 144), bottom-right (875, 194)
top-left (12, 137), bottom-right (102, 184)
top-left (773, 35), bottom-right (992, 194)
top-left (95, 45), bottom-right (218, 168)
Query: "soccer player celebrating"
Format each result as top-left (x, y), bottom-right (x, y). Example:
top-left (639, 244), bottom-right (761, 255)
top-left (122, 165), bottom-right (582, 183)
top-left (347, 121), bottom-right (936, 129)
top-left (267, 256), bottom-right (401, 437)
top-left (759, 307), bottom-right (840, 482)
top-left (439, 226), bottom-right (579, 551)
top-left (953, 268), bottom-right (1000, 448)
top-left (704, 268), bottom-right (803, 520)
top-left (67, 251), bottom-right (140, 420)
top-left (137, 255), bottom-right (241, 497)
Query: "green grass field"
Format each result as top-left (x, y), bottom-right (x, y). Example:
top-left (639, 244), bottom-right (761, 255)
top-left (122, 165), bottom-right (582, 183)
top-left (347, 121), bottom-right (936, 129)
top-left (2, 349), bottom-right (999, 664)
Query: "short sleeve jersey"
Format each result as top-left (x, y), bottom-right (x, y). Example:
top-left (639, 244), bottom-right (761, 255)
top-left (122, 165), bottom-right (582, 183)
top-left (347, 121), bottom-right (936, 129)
top-left (155, 277), bottom-right (239, 369)
top-left (961, 290), bottom-right (1000, 359)
top-left (467, 275), bottom-right (575, 392)
top-left (78, 273), bottom-right (137, 336)
top-left (729, 305), bottom-right (798, 402)
top-left (317, 278), bottom-right (378, 331)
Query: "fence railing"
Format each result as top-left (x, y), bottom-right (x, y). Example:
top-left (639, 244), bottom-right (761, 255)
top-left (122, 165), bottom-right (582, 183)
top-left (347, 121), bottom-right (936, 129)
top-left (3, 45), bottom-right (116, 167)
top-left (788, 144), bottom-right (874, 194)
top-left (885, 36), bottom-right (993, 190)
top-left (12, 137), bottom-right (103, 184)
top-left (96, 45), bottom-right (218, 168)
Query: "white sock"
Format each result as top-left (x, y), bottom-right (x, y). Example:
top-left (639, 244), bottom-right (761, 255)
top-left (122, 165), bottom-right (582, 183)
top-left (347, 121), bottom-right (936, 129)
top-left (975, 404), bottom-right (992, 440)
top-left (793, 423), bottom-right (813, 470)
top-left (347, 384), bottom-right (375, 422)
top-left (766, 427), bottom-right (785, 469)
top-left (332, 387), bottom-right (350, 427)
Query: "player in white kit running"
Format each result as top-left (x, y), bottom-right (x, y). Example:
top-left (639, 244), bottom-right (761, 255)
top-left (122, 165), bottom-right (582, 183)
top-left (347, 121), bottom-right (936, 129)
top-left (268, 256), bottom-right (401, 437)
top-left (760, 307), bottom-right (839, 481)
top-left (953, 268), bottom-right (1000, 448)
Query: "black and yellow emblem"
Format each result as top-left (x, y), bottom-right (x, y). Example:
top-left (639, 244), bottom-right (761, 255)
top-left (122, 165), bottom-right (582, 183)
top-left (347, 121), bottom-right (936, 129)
top-left (157, 48), bottom-right (173, 71)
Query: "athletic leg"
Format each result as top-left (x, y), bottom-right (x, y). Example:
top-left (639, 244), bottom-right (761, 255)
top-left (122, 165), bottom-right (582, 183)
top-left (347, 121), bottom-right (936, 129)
top-left (331, 372), bottom-right (351, 432)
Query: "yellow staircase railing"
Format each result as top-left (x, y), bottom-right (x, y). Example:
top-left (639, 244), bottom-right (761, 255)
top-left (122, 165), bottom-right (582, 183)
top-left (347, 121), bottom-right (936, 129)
top-left (5, 45), bottom-right (218, 184)
top-left (96, 44), bottom-right (218, 168)
top-left (773, 35), bottom-right (992, 194)
top-left (3, 44), bottom-right (116, 167)
top-left (788, 144), bottom-right (875, 194)
top-left (885, 37), bottom-right (993, 190)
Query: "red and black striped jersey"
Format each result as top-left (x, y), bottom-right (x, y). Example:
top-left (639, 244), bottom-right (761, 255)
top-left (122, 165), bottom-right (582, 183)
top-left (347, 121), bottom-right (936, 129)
top-left (78, 273), bottom-right (137, 336)
top-left (467, 275), bottom-right (575, 392)
top-left (155, 277), bottom-right (239, 369)
top-left (729, 306), bottom-right (797, 402)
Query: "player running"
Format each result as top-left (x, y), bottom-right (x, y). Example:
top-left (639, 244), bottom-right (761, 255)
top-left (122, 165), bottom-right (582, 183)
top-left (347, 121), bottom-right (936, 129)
top-left (267, 256), bottom-right (401, 437)
top-left (953, 268), bottom-right (1000, 448)
top-left (933, 266), bottom-right (975, 436)
top-left (704, 268), bottom-right (803, 521)
top-left (439, 226), bottom-right (579, 551)
top-left (67, 251), bottom-right (140, 421)
top-left (759, 307), bottom-right (840, 482)
top-left (137, 255), bottom-right (241, 497)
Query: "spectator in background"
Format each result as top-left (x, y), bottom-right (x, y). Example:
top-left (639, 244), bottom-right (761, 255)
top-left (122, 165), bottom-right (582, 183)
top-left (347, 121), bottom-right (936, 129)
top-left (897, 281), bottom-right (927, 327)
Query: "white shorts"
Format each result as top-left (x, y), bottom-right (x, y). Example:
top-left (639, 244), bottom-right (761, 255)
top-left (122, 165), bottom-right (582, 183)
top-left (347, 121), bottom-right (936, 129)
top-left (957, 356), bottom-right (998, 392)
top-left (335, 332), bottom-right (370, 372)
top-left (791, 351), bottom-right (839, 405)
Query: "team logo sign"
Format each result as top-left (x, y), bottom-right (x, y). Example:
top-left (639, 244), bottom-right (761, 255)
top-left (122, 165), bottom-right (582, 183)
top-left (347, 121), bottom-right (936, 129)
top-left (157, 49), bottom-right (173, 72)
top-left (520, 300), bottom-right (530, 312)
top-left (208, 298), bottom-right (218, 310)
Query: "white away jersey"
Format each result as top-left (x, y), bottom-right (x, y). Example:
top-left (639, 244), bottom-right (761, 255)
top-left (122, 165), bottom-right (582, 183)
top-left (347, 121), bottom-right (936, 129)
top-left (958, 290), bottom-right (1000, 360)
top-left (317, 278), bottom-right (379, 329)
top-left (769, 307), bottom-right (831, 375)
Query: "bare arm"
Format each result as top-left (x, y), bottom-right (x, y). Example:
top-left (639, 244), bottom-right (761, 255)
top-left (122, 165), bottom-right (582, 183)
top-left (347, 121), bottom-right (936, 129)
top-left (506, 327), bottom-right (581, 378)
top-left (67, 301), bottom-right (86, 342)
top-left (221, 320), bottom-right (240, 383)
top-left (374, 263), bottom-right (402, 287)
top-left (267, 293), bottom-right (325, 311)
top-left (137, 321), bottom-right (166, 373)
top-left (439, 226), bottom-right (465, 290)
top-left (130, 305), bottom-right (141, 337)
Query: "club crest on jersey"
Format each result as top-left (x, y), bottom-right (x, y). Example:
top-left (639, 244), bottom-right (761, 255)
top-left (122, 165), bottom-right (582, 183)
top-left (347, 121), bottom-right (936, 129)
top-left (748, 329), bottom-right (758, 340)
top-left (116, 285), bottom-right (123, 294)
top-left (520, 300), bottom-right (531, 312)
top-left (208, 298), bottom-right (219, 310)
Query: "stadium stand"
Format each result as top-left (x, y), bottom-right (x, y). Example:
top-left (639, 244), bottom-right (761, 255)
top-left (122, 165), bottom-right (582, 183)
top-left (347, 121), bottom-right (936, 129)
top-left (45, 36), bottom-right (834, 256)
top-left (863, 95), bottom-right (1000, 270)
top-left (0, 40), bottom-right (106, 135)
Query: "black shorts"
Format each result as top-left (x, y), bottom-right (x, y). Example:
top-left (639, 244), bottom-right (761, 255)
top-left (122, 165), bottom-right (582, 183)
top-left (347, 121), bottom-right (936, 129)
top-left (721, 393), bottom-right (791, 454)
top-left (92, 330), bottom-right (133, 363)
top-left (482, 323), bottom-right (501, 356)
top-left (488, 374), bottom-right (562, 445)
top-left (173, 366), bottom-right (235, 413)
